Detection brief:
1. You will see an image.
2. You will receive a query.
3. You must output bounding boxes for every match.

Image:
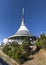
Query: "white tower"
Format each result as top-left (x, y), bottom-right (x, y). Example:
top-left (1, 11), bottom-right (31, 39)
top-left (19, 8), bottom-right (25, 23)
top-left (8, 8), bottom-right (32, 44)
top-left (15, 8), bottom-right (31, 36)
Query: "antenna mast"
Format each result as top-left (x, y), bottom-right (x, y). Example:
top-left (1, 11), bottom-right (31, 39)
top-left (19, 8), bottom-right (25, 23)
top-left (22, 8), bottom-right (25, 25)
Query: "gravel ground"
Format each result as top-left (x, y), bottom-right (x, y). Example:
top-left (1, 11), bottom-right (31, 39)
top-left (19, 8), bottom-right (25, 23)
top-left (21, 49), bottom-right (46, 65)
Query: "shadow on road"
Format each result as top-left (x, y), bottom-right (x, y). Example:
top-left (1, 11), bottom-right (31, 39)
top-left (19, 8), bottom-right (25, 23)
top-left (0, 57), bottom-right (9, 65)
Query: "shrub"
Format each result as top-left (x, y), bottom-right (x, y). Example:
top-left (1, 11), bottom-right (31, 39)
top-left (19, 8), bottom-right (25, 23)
top-left (2, 40), bottom-right (31, 64)
top-left (3, 45), bottom-right (12, 55)
top-left (22, 41), bottom-right (31, 56)
top-left (35, 33), bottom-right (46, 49)
top-left (10, 42), bottom-right (18, 47)
top-left (13, 47), bottom-right (26, 64)
top-left (8, 49), bottom-right (15, 58)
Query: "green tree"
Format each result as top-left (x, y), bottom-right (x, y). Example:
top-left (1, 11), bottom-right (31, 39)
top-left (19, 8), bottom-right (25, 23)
top-left (2, 37), bottom-right (31, 64)
top-left (8, 49), bottom-right (15, 58)
top-left (10, 41), bottom-right (18, 47)
top-left (35, 33), bottom-right (46, 49)
top-left (3, 45), bottom-right (12, 55)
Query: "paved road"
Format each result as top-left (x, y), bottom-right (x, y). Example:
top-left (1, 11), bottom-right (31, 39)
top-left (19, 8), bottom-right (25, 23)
top-left (0, 58), bottom-right (9, 65)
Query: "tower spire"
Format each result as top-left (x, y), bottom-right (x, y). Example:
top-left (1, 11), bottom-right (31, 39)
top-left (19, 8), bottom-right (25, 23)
top-left (22, 8), bottom-right (24, 19)
top-left (21, 8), bottom-right (25, 26)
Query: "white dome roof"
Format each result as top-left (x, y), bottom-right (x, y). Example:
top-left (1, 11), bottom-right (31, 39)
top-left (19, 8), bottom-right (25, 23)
top-left (15, 20), bottom-right (31, 36)
top-left (17, 20), bottom-right (29, 32)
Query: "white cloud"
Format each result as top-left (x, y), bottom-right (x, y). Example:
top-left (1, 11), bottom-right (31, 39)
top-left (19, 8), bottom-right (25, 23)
top-left (3, 38), bottom-right (8, 43)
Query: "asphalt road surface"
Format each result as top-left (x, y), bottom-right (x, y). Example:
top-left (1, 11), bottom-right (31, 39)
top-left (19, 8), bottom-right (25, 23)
top-left (0, 58), bottom-right (9, 65)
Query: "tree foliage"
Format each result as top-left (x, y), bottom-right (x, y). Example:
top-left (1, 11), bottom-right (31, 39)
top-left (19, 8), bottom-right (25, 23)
top-left (35, 33), bottom-right (46, 49)
top-left (2, 39), bottom-right (31, 64)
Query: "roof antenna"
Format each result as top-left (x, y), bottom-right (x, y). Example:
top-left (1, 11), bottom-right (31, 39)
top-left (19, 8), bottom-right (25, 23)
top-left (22, 8), bottom-right (25, 25)
top-left (22, 8), bottom-right (24, 21)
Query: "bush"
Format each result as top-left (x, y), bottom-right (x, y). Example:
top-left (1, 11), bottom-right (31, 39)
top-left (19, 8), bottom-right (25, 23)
top-left (2, 40), bottom-right (31, 64)
top-left (35, 33), bottom-right (46, 49)
top-left (13, 46), bottom-right (27, 63)
top-left (8, 49), bottom-right (15, 58)
top-left (10, 42), bottom-right (18, 47)
top-left (3, 45), bottom-right (12, 55)
top-left (21, 41), bottom-right (31, 56)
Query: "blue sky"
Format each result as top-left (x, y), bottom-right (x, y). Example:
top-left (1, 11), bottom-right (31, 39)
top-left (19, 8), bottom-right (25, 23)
top-left (0, 0), bottom-right (46, 43)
